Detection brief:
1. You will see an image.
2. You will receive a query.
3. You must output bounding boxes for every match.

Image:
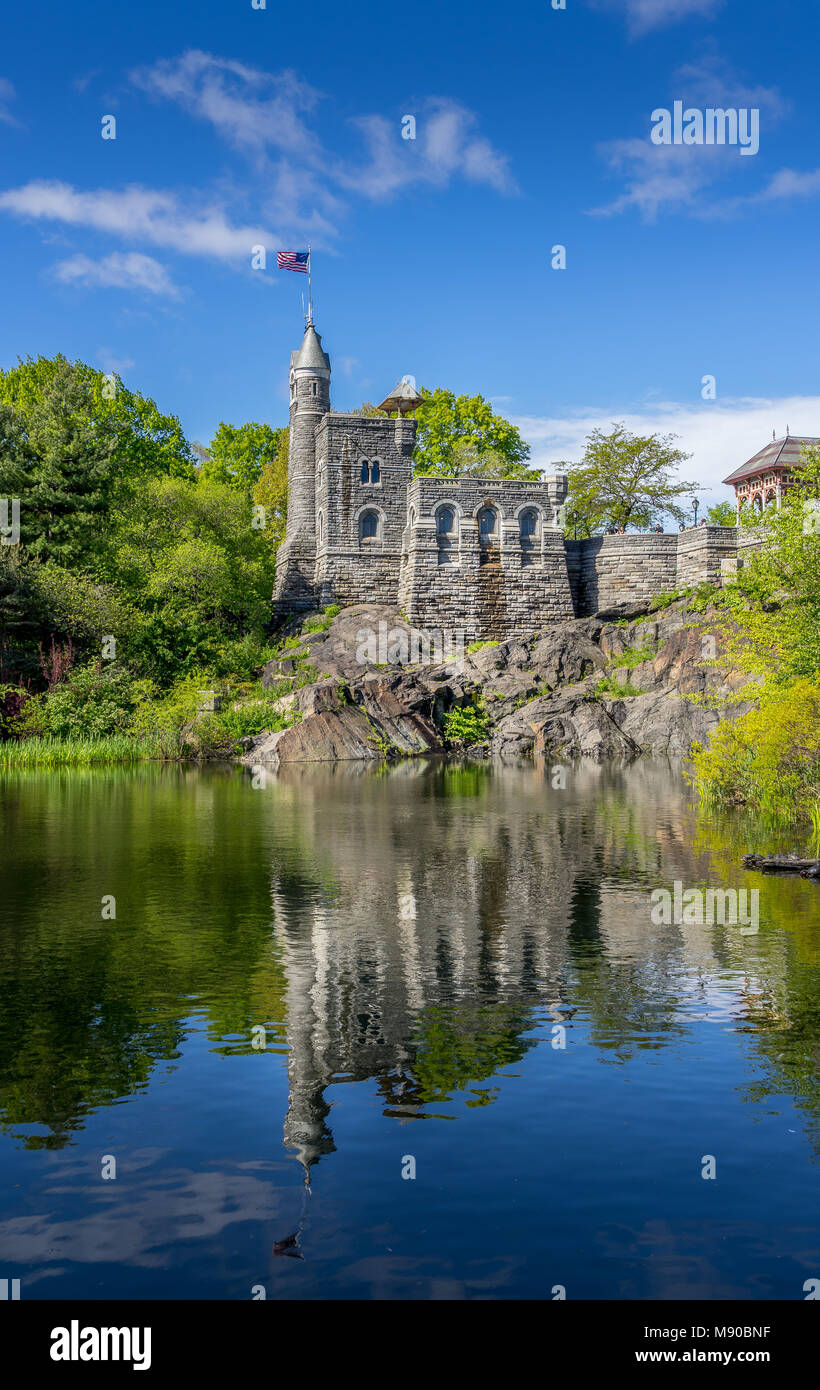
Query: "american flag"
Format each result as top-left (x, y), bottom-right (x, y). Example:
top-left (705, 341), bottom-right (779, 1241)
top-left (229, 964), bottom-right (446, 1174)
top-left (277, 251), bottom-right (309, 273)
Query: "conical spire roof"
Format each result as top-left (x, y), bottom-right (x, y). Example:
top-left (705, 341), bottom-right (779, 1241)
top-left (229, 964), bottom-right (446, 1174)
top-left (294, 322), bottom-right (330, 372)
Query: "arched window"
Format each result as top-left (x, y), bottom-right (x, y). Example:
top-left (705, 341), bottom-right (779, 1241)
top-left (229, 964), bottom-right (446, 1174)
top-left (520, 509), bottom-right (538, 538)
top-left (437, 505), bottom-right (455, 535)
top-left (478, 506), bottom-right (497, 537)
top-left (311, 381), bottom-right (318, 396)
top-left (360, 459), bottom-right (381, 484)
top-left (360, 510), bottom-right (380, 542)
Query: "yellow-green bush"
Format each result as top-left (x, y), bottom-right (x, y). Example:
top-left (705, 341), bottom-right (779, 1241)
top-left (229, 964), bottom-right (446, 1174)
top-left (691, 678), bottom-right (820, 819)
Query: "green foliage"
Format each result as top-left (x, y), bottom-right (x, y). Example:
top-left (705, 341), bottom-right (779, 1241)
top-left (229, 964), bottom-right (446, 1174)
top-left (0, 733), bottom-right (166, 767)
top-left (0, 354), bottom-right (195, 488)
top-left (566, 423), bottom-right (698, 536)
top-left (707, 501), bottom-right (737, 526)
top-left (608, 643), bottom-right (658, 670)
top-left (0, 367), bottom-right (120, 568)
top-left (691, 679), bottom-right (820, 819)
top-left (28, 662), bottom-right (150, 739)
top-left (467, 639), bottom-right (500, 654)
top-left (442, 700), bottom-right (490, 745)
top-left (251, 426), bottom-right (289, 557)
top-left (302, 603), bottom-right (341, 633)
top-left (196, 693), bottom-right (293, 756)
top-left (111, 476), bottom-right (274, 684)
top-left (648, 588), bottom-right (689, 613)
top-left (723, 457), bottom-right (820, 683)
top-left (129, 673), bottom-right (293, 757)
top-left (688, 447), bottom-right (820, 819)
top-left (199, 422), bottom-right (286, 495)
top-left (412, 388), bottom-right (533, 478)
top-left (594, 675), bottom-right (642, 698)
top-left (686, 582), bottom-right (725, 614)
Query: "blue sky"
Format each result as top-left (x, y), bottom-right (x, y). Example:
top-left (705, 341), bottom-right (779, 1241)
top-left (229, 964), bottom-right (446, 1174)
top-left (1, 0), bottom-right (818, 504)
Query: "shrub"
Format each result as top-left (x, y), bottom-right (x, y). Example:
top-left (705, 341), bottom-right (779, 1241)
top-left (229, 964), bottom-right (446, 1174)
top-left (302, 603), bottom-right (341, 633)
top-left (9, 661), bottom-right (150, 740)
top-left (442, 701), bottom-right (490, 745)
top-left (594, 675), bottom-right (641, 698)
top-left (690, 678), bottom-right (820, 820)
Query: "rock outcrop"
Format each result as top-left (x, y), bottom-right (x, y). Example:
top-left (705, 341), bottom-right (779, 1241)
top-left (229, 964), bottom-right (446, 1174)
top-left (241, 598), bottom-right (756, 767)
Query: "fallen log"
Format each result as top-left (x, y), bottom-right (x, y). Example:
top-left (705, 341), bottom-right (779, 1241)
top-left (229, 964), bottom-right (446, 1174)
top-left (743, 853), bottom-right (820, 879)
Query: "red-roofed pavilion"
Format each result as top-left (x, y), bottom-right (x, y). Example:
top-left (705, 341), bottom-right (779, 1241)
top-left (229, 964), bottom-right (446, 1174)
top-left (722, 433), bottom-right (818, 518)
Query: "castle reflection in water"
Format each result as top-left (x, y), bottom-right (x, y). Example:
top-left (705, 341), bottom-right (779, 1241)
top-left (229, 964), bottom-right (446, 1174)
top-left (266, 758), bottom-right (790, 1177)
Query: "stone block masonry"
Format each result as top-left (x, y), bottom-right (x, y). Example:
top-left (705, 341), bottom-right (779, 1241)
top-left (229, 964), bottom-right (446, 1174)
top-left (272, 319), bottom-right (748, 634)
top-left (569, 534), bottom-right (679, 614)
top-left (675, 526), bottom-right (739, 588)
top-left (400, 475), bottom-right (573, 640)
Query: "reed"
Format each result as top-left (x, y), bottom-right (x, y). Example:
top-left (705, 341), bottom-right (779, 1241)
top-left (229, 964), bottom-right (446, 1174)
top-left (0, 735), bottom-right (168, 768)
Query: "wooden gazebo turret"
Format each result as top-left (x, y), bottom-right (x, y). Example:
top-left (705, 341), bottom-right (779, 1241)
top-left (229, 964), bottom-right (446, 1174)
top-left (376, 378), bottom-right (425, 417)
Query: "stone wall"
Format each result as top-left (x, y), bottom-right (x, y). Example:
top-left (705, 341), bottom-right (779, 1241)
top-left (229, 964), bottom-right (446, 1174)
top-left (400, 476), bottom-right (573, 639)
top-left (571, 534), bottom-right (679, 614)
top-left (314, 414), bottom-right (415, 607)
top-left (675, 526), bottom-right (739, 588)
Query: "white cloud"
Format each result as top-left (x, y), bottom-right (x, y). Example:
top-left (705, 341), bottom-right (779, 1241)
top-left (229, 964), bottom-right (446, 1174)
top-left (97, 347), bottom-right (136, 374)
top-left (131, 52), bottom-right (517, 202)
top-left (0, 53), bottom-right (514, 290)
top-left (131, 51), bottom-right (321, 162)
top-left (513, 396), bottom-right (820, 504)
top-left (343, 102), bottom-right (517, 199)
top-left (0, 181), bottom-right (271, 261)
top-left (591, 137), bottom-right (727, 218)
top-left (591, 0), bottom-right (724, 37)
top-left (0, 77), bottom-right (19, 126)
top-left (592, 56), bottom-right (794, 219)
top-left (53, 251), bottom-right (181, 297)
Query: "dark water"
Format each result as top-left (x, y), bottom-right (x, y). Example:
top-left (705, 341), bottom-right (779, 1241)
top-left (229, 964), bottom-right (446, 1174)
top-left (1, 758), bottom-right (819, 1301)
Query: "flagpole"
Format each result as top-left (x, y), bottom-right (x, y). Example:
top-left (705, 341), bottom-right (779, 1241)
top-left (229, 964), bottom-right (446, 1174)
top-left (307, 245), bottom-right (312, 323)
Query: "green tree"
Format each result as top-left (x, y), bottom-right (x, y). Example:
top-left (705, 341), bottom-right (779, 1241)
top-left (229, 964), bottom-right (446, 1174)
top-left (0, 366), bottom-right (119, 568)
top-left (112, 476), bottom-right (274, 683)
top-left (199, 422), bottom-right (286, 495)
top-left (729, 444), bottom-right (820, 681)
top-left (412, 387), bottom-right (533, 478)
top-left (707, 501), bottom-right (737, 526)
top-left (251, 427), bottom-right (289, 557)
top-left (0, 354), bottom-right (195, 486)
top-left (565, 423), bottom-right (698, 536)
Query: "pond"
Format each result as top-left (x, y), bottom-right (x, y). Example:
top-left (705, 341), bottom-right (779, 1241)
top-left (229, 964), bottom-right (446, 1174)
top-left (0, 758), bottom-right (818, 1300)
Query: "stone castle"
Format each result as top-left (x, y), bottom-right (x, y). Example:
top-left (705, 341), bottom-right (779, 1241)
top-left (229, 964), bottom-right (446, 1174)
top-left (273, 320), bottom-right (749, 638)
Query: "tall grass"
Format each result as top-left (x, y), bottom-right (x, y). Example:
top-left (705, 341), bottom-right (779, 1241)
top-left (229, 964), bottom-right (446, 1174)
top-left (0, 734), bottom-right (169, 768)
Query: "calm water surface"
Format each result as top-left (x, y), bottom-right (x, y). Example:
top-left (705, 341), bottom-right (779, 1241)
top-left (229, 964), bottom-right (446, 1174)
top-left (1, 758), bottom-right (819, 1300)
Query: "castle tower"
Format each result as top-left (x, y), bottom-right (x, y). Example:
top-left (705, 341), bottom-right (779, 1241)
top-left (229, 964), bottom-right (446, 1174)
top-left (273, 320), bottom-right (331, 611)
